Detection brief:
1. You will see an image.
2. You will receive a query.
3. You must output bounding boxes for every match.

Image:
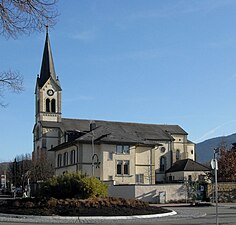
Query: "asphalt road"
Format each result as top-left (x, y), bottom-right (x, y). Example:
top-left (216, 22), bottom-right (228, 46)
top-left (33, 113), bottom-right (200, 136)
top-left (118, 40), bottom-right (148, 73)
top-left (0, 204), bottom-right (235, 225)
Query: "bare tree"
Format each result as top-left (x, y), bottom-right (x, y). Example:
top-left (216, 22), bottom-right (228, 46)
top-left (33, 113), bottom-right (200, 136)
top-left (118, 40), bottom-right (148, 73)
top-left (31, 149), bottom-right (54, 182)
top-left (0, 0), bottom-right (58, 39)
top-left (7, 153), bottom-right (32, 188)
top-left (0, 0), bottom-right (58, 107)
top-left (0, 70), bottom-right (23, 107)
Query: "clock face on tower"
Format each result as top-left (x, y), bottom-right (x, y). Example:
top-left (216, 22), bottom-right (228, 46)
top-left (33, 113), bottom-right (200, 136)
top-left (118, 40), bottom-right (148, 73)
top-left (47, 89), bottom-right (54, 96)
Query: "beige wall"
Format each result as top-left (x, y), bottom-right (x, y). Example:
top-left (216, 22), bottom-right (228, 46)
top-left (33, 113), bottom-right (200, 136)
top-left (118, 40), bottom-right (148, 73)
top-left (135, 146), bottom-right (155, 184)
top-left (53, 133), bottom-right (196, 184)
top-left (166, 171), bottom-right (208, 182)
top-left (54, 143), bottom-right (102, 178)
top-left (187, 143), bottom-right (195, 160)
top-left (108, 183), bottom-right (187, 203)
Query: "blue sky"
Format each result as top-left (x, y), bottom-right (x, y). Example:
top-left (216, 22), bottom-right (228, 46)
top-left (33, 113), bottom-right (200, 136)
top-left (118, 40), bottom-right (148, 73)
top-left (1, 0), bottom-right (236, 161)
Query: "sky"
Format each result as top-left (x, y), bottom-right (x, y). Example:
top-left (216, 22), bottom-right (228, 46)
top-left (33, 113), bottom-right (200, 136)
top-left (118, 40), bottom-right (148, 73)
top-left (1, 0), bottom-right (236, 161)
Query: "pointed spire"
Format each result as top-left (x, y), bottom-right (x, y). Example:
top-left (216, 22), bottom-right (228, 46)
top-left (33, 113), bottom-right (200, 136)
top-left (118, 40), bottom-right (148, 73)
top-left (38, 26), bottom-right (58, 87)
top-left (46, 25), bottom-right (49, 34)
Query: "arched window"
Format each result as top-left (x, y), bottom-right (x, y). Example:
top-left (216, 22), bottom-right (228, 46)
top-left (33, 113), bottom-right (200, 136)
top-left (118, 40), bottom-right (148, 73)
top-left (57, 154), bottom-right (62, 167)
top-left (46, 99), bottom-right (50, 112)
top-left (176, 149), bottom-right (181, 161)
top-left (51, 99), bottom-right (56, 112)
top-left (63, 152), bottom-right (68, 166)
top-left (37, 99), bottom-right (40, 113)
top-left (160, 156), bottom-right (166, 172)
top-left (70, 150), bottom-right (76, 165)
top-left (36, 126), bottom-right (40, 140)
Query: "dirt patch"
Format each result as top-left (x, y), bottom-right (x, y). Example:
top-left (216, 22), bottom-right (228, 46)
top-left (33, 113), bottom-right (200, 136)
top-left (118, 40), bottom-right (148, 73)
top-left (0, 197), bottom-right (170, 216)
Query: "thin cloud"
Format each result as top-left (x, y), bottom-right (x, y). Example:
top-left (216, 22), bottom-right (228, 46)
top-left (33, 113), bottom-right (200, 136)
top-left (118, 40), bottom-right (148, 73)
top-left (70, 28), bottom-right (97, 41)
top-left (195, 120), bottom-right (236, 143)
top-left (127, 0), bottom-right (235, 21)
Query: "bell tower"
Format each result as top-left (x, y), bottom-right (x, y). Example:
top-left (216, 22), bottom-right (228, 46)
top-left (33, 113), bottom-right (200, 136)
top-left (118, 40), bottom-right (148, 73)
top-left (33, 27), bottom-right (62, 164)
top-left (35, 26), bottom-right (62, 123)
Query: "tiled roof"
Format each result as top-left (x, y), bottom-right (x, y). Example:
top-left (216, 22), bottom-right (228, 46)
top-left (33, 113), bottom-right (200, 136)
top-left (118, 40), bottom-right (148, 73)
top-left (44, 118), bottom-right (191, 151)
top-left (166, 159), bottom-right (210, 173)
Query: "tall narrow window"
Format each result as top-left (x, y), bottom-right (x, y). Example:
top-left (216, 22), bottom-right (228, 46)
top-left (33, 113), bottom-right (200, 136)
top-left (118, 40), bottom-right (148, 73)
top-left (57, 154), bottom-right (62, 167)
top-left (63, 152), bottom-right (68, 166)
top-left (176, 149), bottom-right (180, 161)
top-left (108, 152), bottom-right (113, 160)
top-left (116, 160), bottom-right (130, 176)
top-left (36, 126), bottom-right (40, 140)
top-left (160, 156), bottom-right (166, 172)
top-left (42, 138), bottom-right (47, 148)
top-left (70, 150), bottom-right (76, 165)
top-left (46, 99), bottom-right (50, 112)
top-left (116, 160), bottom-right (122, 175)
top-left (37, 99), bottom-right (40, 113)
top-left (51, 99), bottom-right (56, 112)
top-left (123, 160), bottom-right (129, 175)
top-left (136, 174), bottom-right (144, 184)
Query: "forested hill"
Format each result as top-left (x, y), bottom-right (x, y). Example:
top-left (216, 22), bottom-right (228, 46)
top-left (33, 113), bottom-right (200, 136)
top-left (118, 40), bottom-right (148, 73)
top-left (196, 133), bottom-right (236, 163)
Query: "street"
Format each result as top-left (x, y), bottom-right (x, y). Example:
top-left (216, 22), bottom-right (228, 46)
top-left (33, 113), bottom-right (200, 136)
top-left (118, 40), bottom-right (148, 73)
top-left (0, 204), bottom-right (235, 224)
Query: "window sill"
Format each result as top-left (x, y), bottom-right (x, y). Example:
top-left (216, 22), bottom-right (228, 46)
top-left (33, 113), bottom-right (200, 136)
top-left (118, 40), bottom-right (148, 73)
top-left (115, 153), bottom-right (130, 155)
top-left (115, 174), bottom-right (132, 177)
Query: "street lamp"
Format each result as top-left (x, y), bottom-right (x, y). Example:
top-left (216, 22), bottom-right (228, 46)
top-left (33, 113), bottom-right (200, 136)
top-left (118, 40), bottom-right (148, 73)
top-left (91, 128), bottom-right (95, 176)
top-left (211, 148), bottom-right (219, 225)
top-left (90, 121), bottom-right (96, 176)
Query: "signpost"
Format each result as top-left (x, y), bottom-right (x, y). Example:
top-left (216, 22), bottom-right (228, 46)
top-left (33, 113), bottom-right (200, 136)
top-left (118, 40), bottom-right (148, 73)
top-left (211, 148), bottom-right (219, 225)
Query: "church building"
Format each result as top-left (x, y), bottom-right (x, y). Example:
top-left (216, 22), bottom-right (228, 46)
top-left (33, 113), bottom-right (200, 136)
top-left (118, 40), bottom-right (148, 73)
top-left (33, 30), bottom-right (195, 184)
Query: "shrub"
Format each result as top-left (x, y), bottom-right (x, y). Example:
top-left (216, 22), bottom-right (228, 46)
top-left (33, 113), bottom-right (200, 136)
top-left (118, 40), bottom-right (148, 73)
top-left (40, 172), bottom-right (107, 199)
top-left (81, 176), bottom-right (108, 199)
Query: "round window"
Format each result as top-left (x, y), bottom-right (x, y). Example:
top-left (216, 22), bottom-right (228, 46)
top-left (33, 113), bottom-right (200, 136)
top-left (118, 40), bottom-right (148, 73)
top-left (160, 147), bottom-right (166, 153)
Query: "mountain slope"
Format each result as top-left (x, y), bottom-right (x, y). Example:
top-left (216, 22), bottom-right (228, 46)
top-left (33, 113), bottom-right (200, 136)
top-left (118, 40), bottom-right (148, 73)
top-left (196, 133), bottom-right (236, 162)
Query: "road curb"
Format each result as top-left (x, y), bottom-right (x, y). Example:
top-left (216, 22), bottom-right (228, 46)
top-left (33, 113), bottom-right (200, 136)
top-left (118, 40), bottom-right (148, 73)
top-left (0, 210), bottom-right (177, 223)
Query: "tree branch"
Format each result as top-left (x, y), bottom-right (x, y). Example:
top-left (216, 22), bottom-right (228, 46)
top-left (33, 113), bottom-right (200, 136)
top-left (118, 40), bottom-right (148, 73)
top-left (0, 70), bottom-right (24, 107)
top-left (0, 0), bottom-right (58, 38)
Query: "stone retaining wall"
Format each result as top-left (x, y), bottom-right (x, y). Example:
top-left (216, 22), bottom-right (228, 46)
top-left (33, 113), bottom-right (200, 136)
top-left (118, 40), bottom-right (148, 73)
top-left (208, 182), bottom-right (236, 202)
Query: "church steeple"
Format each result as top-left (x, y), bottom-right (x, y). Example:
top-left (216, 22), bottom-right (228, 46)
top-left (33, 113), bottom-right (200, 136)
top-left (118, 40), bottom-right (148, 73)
top-left (35, 27), bottom-right (62, 123)
top-left (38, 26), bottom-right (60, 89)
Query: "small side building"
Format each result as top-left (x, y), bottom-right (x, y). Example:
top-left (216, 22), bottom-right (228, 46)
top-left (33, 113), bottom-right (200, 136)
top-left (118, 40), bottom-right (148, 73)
top-left (165, 158), bottom-right (210, 183)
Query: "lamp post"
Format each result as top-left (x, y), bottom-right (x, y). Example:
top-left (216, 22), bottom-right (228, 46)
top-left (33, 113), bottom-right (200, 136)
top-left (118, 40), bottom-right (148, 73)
top-left (91, 129), bottom-right (95, 176)
top-left (211, 148), bottom-right (219, 225)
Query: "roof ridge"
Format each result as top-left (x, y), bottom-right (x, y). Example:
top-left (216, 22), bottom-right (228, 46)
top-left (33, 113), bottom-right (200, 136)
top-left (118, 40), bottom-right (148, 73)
top-left (62, 117), bottom-right (180, 127)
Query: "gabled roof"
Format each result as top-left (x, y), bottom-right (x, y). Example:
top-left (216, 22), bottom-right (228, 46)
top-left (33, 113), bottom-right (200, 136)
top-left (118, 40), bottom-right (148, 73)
top-left (61, 118), bottom-right (176, 143)
top-left (37, 28), bottom-right (61, 89)
top-left (166, 159), bottom-right (210, 173)
top-left (61, 118), bottom-right (187, 140)
top-left (45, 118), bottom-right (192, 151)
top-left (158, 125), bottom-right (188, 135)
